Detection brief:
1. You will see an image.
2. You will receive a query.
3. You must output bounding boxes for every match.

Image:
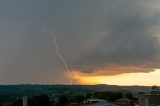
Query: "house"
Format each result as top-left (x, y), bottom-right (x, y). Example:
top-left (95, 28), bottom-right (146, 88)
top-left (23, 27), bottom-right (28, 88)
top-left (116, 98), bottom-right (131, 106)
top-left (138, 94), bottom-right (160, 106)
top-left (84, 98), bottom-right (106, 104)
top-left (84, 98), bottom-right (118, 106)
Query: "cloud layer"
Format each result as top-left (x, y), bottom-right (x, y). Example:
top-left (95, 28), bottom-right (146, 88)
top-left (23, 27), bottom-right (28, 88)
top-left (0, 0), bottom-right (160, 84)
top-left (71, 0), bottom-right (160, 76)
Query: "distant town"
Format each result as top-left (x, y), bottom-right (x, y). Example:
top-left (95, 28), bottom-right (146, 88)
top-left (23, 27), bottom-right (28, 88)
top-left (0, 84), bottom-right (160, 106)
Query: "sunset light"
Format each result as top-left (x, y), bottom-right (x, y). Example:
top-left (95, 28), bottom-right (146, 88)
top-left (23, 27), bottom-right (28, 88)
top-left (73, 69), bottom-right (160, 86)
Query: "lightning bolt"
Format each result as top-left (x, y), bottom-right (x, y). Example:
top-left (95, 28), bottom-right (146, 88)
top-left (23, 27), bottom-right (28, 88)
top-left (43, 28), bottom-right (73, 85)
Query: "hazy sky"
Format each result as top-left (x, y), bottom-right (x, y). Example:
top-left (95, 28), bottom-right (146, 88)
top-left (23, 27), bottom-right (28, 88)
top-left (0, 0), bottom-right (160, 85)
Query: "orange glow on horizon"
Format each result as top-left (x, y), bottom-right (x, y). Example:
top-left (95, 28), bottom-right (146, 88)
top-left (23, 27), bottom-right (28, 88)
top-left (72, 69), bottom-right (160, 86)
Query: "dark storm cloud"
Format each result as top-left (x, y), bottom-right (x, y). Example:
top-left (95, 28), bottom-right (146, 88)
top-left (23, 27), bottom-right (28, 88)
top-left (81, 13), bottom-right (159, 64)
top-left (72, 0), bottom-right (160, 74)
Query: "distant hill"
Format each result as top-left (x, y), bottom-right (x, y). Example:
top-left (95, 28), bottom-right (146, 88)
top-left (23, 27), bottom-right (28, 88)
top-left (0, 84), bottom-right (153, 102)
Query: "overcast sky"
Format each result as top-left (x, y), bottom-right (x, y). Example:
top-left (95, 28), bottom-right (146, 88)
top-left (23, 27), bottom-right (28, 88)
top-left (0, 0), bottom-right (160, 84)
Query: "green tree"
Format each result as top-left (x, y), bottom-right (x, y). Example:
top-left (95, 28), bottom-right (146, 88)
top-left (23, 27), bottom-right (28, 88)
top-left (11, 99), bottom-right (22, 106)
top-left (58, 96), bottom-right (69, 106)
top-left (125, 92), bottom-right (134, 100)
top-left (29, 94), bottom-right (50, 106)
top-left (73, 95), bottom-right (85, 103)
top-left (151, 85), bottom-right (160, 94)
top-left (93, 91), bottom-right (123, 102)
top-left (138, 92), bottom-right (145, 95)
top-left (152, 85), bottom-right (159, 91)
